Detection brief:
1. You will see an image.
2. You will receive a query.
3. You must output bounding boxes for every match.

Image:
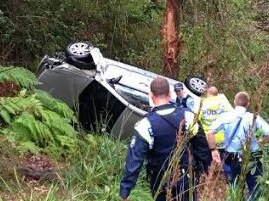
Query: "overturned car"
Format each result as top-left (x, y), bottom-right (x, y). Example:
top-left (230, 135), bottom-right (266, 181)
top-left (37, 42), bottom-right (219, 138)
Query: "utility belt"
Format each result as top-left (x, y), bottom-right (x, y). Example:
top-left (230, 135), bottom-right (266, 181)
top-left (225, 151), bottom-right (262, 163)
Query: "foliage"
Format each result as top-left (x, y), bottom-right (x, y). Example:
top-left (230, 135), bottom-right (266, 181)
top-left (0, 134), bottom-right (152, 201)
top-left (0, 0), bottom-right (163, 71)
top-left (62, 134), bottom-right (152, 201)
top-left (0, 90), bottom-right (77, 156)
top-left (1, 0), bottom-right (268, 103)
top-left (257, 145), bottom-right (269, 201)
top-left (0, 66), bottom-right (37, 89)
top-left (0, 65), bottom-right (77, 157)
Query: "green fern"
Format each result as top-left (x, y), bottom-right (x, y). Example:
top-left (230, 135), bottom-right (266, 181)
top-left (0, 89), bottom-right (77, 157)
top-left (40, 110), bottom-right (75, 137)
top-left (0, 65), bottom-right (78, 157)
top-left (0, 66), bottom-right (36, 89)
top-left (17, 141), bottom-right (40, 155)
top-left (0, 90), bottom-right (43, 124)
top-left (35, 90), bottom-right (75, 121)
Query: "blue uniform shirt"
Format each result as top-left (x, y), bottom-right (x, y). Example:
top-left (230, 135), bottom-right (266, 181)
top-left (119, 104), bottom-right (198, 199)
top-left (210, 106), bottom-right (269, 153)
top-left (174, 94), bottom-right (194, 112)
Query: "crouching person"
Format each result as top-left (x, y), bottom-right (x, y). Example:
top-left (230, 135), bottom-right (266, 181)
top-left (119, 77), bottom-right (211, 201)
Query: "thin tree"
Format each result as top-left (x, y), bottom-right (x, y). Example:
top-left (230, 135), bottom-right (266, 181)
top-left (161, 0), bottom-right (181, 79)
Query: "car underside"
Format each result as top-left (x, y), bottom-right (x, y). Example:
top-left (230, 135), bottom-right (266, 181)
top-left (36, 42), bottom-right (214, 138)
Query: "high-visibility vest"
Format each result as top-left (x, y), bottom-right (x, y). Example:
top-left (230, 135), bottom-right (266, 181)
top-left (199, 96), bottom-right (230, 148)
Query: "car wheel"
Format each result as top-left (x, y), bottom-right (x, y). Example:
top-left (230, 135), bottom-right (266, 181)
top-left (66, 42), bottom-right (96, 70)
top-left (184, 75), bottom-right (207, 96)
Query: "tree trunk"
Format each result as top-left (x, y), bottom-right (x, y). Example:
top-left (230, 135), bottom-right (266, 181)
top-left (161, 0), bottom-right (181, 79)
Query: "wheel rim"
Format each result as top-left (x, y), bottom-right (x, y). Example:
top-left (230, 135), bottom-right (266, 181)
top-left (69, 42), bottom-right (91, 56)
top-left (189, 77), bottom-right (207, 93)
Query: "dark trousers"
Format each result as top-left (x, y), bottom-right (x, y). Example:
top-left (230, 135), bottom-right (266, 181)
top-left (219, 149), bottom-right (232, 182)
top-left (149, 170), bottom-right (197, 201)
top-left (224, 153), bottom-right (263, 200)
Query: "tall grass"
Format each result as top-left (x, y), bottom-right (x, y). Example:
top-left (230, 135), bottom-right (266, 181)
top-left (63, 133), bottom-right (152, 201)
top-left (0, 133), bottom-right (152, 200)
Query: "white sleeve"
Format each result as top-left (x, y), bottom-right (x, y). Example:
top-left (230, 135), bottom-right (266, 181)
top-left (186, 96), bottom-right (195, 112)
top-left (256, 115), bottom-right (269, 136)
top-left (134, 118), bottom-right (154, 148)
top-left (184, 110), bottom-right (199, 135)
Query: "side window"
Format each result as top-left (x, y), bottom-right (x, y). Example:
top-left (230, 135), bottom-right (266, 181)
top-left (114, 85), bottom-right (151, 111)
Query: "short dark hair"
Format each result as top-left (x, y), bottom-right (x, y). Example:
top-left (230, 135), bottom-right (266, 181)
top-left (150, 77), bottom-right (170, 97)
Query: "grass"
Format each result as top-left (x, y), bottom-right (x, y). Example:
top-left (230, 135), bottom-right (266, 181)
top-left (0, 133), bottom-right (152, 201)
top-left (1, 124), bottom-right (269, 201)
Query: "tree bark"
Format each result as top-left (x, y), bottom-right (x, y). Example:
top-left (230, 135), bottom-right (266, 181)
top-left (161, 0), bottom-right (181, 79)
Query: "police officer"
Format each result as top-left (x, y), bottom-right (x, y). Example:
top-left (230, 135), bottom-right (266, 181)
top-left (119, 77), bottom-right (202, 201)
top-left (208, 91), bottom-right (269, 199)
top-left (199, 86), bottom-right (232, 179)
top-left (174, 82), bottom-right (194, 112)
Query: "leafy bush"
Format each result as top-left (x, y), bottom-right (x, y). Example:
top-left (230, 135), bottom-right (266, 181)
top-left (0, 66), bottom-right (77, 157)
top-left (0, 90), bottom-right (77, 156)
top-left (0, 66), bottom-right (36, 89)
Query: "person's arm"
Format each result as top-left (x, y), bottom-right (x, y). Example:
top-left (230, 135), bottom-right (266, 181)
top-left (119, 133), bottom-right (149, 199)
top-left (208, 115), bottom-right (226, 164)
top-left (208, 130), bottom-right (221, 164)
top-left (184, 110), bottom-right (221, 165)
top-left (186, 96), bottom-right (195, 112)
top-left (119, 118), bottom-right (153, 200)
top-left (256, 115), bottom-right (269, 145)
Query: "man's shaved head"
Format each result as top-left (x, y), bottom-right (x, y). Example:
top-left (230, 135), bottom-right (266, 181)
top-left (207, 86), bottom-right (218, 96)
top-left (150, 77), bottom-right (170, 97)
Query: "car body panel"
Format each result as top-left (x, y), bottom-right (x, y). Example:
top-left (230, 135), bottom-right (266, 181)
top-left (38, 66), bottom-right (95, 108)
top-left (36, 43), bottom-right (232, 139)
top-left (110, 107), bottom-right (142, 138)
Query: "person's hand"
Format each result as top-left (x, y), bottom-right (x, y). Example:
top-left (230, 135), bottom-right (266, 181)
top-left (211, 149), bottom-right (221, 165)
top-left (258, 136), bottom-right (269, 147)
top-left (122, 197), bottom-right (130, 201)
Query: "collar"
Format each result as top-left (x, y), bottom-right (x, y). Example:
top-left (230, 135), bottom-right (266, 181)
top-left (234, 106), bottom-right (247, 117)
top-left (152, 103), bottom-right (175, 112)
top-left (182, 93), bottom-right (189, 98)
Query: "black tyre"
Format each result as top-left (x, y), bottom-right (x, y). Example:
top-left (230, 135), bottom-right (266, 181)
top-left (184, 75), bottom-right (207, 96)
top-left (66, 42), bottom-right (96, 70)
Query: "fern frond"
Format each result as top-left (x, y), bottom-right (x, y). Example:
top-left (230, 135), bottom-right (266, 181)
top-left (0, 94), bottom-right (28, 115)
top-left (57, 135), bottom-right (76, 150)
top-left (0, 83), bottom-right (78, 157)
top-left (35, 90), bottom-right (75, 120)
top-left (17, 141), bottom-right (40, 155)
top-left (10, 113), bottom-right (39, 142)
top-left (40, 110), bottom-right (76, 137)
top-left (8, 120), bottom-right (32, 142)
top-left (0, 109), bottom-right (12, 124)
top-left (0, 92), bottom-right (44, 122)
top-left (0, 66), bottom-right (37, 89)
top-left (0, 66), bottom-right (36, 89)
